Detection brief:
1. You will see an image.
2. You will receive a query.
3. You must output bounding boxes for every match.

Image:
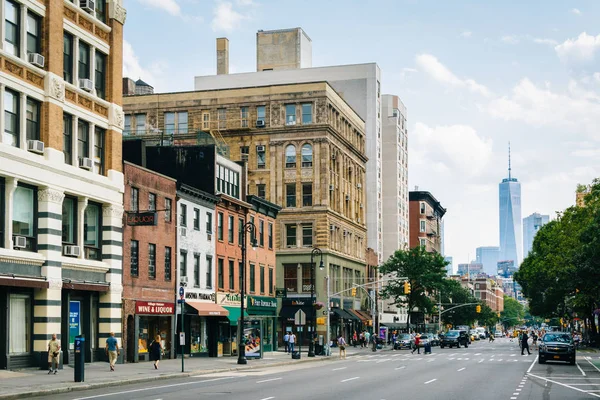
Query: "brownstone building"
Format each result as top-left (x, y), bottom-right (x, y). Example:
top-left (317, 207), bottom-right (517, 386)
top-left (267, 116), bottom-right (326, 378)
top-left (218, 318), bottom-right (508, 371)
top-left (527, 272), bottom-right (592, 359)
top-left (409, 191), bottom-right (446, 253)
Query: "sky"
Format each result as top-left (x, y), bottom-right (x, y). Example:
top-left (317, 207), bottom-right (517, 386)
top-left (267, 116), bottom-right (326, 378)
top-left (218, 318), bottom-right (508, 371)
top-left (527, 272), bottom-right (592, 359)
top-left (123, 0), bottom-right (600, 269)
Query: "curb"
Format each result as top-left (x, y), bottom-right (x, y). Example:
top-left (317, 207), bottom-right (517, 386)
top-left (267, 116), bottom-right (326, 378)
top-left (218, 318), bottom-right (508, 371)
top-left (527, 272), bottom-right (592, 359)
top-left (0, 356), bottom-right (332, 400)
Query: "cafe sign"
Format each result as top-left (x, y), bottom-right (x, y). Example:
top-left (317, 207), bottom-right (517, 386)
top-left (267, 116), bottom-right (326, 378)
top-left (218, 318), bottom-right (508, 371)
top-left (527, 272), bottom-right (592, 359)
top-left (136, 301), bottom-right (174, 315)
top-left (126, 211), bottom-right (157, 226)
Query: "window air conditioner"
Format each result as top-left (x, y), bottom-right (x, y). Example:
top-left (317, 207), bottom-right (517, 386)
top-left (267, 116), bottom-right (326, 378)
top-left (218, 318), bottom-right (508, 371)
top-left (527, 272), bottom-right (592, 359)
top-left (27, 140), bottom-right (44, 154)
top-left (180, 276), bottom-right (188, 286)
top-left (27, 53), bottom-right (45, 68)
top-left (180, 227), bottom-right (187, 237)
top-left (357, 183), bottom-right (362, 189)
top-left (357, 218), bottom-right (361, 223)
top-left (79, 0), bottom-right (95, 13)
top-left (256, 145), bottom-right (265, 152)
top-left (360, 203), bottom-right (364, 209)
top-left (79, 157), bottom-right (93, 170)
top-left (345, 195), bottom-right (351, 201)
top-left (207, 233), bottom-right (212, 241)
top-left (79, 78), bottom-right (93, 92)
top-left (331, 153), bottom-right (336, 160)
top-left (63, 245), bottom-right (81, 257)
top-left (256, 120), bottom-right (265, 128)
top-left (13, 236), bottom-right (27, 248)
top-left (329, 225), bottom-right (335, 232)
top-left (329, 185), bottom-right (335, 191)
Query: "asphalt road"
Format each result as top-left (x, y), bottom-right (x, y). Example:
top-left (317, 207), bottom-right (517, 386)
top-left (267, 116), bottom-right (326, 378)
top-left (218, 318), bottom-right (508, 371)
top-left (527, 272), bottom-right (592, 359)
top-left (40, 338), bottom-right (600, 400)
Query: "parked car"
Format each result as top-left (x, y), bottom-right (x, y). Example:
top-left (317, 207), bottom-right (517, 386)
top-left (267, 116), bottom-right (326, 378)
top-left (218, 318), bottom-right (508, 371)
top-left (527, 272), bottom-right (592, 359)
top-left (421, 333), bottom-right (438, 346)
top-left (431, 334), bottom-right (440, 346)
top-left (418, 334), bottom-right (430, 347)
top-left (494, 330), bottom-right (503, 338)
top-left (539, 332), bottom-right (576, 365)
top-left (394, 333), bottom-right (414, 350)
top-left (470, 330), bottom-right (481, 341)
top-left (440, 330), bottom-right (469, 348)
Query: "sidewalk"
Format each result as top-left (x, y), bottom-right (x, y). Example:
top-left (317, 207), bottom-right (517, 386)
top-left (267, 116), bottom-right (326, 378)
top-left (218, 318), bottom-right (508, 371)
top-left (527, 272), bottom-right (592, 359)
top-left (0, 346), bottom-right (378, 399)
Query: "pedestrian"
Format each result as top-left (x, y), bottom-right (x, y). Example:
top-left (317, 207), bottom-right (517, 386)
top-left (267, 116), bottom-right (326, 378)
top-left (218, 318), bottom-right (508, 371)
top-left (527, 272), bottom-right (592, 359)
top-left (105, 332), bottom-right (119, 372)
top-left (283, 332), bottom-right (290, 353)
top-left (359, 331), bottom-right (365, 347)
top-left (47, 333), bottom-right (60, 374)
top-left (365, 330), bottom-right (371, 347)
top-left (288, 331), bottom-right (296, 353)
top-left (338, 334), bottom-right (347, 359)
top-left (532, 331), bottom-right (538, 350)
top-left (149, 335), bottom-right (163, 369)
top-left (521, 331), bottom-right (531, 355)
top-left (412, 334), bottom-right (421, 354)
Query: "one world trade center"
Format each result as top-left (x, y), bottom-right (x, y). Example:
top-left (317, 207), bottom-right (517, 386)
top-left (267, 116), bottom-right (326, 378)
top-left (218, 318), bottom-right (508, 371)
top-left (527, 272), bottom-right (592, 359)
top-left (499, 145), bottom-right (522, 266)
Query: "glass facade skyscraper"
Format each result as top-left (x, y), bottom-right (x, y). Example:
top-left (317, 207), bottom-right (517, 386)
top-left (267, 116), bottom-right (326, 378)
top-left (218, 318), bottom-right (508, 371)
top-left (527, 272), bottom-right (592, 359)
top-left (523, 212), bottom-right (549, 257)
top-left (499, 147), bottom-right (522, 266)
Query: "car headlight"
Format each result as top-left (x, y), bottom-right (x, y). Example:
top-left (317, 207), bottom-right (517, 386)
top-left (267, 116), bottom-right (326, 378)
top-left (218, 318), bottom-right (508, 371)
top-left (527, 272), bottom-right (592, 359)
top-left (539, 345), bottom-right (546, 351)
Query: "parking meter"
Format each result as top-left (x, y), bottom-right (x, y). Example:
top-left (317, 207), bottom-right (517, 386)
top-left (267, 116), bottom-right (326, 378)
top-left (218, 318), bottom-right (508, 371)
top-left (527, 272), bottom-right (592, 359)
top-left (74, 335), bottom-right (85, 382)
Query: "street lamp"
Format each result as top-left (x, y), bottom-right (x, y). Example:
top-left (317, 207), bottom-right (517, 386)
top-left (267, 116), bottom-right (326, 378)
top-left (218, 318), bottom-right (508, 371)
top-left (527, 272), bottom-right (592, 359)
top-left (238, 221), bottom-right (257, 365)
top-left (308, 247), bottom-right (324, 357)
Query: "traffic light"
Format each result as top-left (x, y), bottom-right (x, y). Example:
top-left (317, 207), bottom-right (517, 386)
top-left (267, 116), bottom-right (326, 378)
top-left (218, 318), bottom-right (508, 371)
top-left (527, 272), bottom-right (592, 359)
top-left (351, 287), bottom-right (357, 297)
top-left (476, 305), bottom-right (481, 313)
top-left (497, 312), bottom-right (501, 318)
top-left (403, 281), bottom-right (411, 294)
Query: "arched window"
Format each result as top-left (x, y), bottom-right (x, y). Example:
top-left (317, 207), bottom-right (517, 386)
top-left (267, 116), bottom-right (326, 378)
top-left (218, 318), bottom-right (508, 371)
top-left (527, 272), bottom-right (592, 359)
top-left (285, 145), bottom-right (296, 168)
top-left (301, 144), bottom-right (313, 167)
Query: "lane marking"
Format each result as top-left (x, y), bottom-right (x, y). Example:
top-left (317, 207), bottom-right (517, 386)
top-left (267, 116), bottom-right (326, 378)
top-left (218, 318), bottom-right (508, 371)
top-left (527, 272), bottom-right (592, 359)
top-left (475, 353), bottom-right (481, 356)
top-left (588, 358), bottom-right (600, 373)
top-left (71, 377), bottom-right (234, 400)
top-left (457, 367), bottom-right (466, 372)
top-left (332, 367), bottom-right (347, 371)
top-left (526, 355), bottom-right (539, 373)
top-left (256, 378), bottom-right (282, 384)
top-left (424, 379), bottom-right (437, 384)
top-left (577, 363), bottom-right (587, 376)
top-left (341, 377), bottom-right (360, 383)
top-left (527, 373), bottom-right (600, 398)
top-left (478, 359), bottom-right (484, 363)
top-left (395, 366), bottom-right (406, 370)
top-left (260, 398), bottom-right (275, 400)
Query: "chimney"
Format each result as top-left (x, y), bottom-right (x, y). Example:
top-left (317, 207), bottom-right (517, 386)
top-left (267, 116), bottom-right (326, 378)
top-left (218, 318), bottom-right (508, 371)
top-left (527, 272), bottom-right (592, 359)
top-left (216, 37), bottom-right (229, 75)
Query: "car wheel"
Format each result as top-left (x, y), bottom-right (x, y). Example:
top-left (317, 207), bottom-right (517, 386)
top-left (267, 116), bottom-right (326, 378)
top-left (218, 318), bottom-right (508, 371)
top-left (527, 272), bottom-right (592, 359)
top-left (440, 345), bottom-right (445, 349)
top-left (465, 343), bottom-right (469, 348)
top-left (570, 359), bottom-right (576, 365)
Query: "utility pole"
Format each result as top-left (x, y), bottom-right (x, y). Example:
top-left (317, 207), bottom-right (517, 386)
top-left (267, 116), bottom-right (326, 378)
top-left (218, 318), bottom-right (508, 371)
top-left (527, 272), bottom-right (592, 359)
top-left (325, 275), bottom-right (331, 356)
top-left (438, 291), bottom-right (442, 333)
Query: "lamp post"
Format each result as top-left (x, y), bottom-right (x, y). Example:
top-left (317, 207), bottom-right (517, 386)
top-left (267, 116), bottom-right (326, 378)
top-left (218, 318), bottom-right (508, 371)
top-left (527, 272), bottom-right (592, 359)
top-left (238, 221), bottom-right (256, 365)
top-left (308, 247), bottom-right (324, 357)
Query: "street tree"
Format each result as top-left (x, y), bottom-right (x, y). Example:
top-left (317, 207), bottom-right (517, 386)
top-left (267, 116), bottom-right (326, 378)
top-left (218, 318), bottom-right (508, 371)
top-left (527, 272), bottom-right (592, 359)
top-left (439, 279), bottom-right (477, 327)
top-left (501, 296), bottom-right (524, 329)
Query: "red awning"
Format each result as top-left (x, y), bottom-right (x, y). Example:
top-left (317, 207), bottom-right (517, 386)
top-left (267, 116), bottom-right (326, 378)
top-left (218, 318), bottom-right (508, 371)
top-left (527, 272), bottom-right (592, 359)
top-left (186, 301), bottom-right (229, 317)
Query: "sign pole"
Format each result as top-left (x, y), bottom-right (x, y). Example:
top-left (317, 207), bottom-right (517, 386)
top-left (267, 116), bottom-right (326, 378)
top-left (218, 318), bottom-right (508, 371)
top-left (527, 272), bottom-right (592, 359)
top-left (179, 286), bottom-right (185, 373)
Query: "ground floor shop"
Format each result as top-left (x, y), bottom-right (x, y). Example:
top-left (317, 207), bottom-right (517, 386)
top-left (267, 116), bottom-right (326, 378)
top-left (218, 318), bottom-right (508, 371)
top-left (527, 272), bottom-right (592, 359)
top-left (279, 297), bottom-right (314, 347)
top-left (177, 301), bottom-right (228, 358)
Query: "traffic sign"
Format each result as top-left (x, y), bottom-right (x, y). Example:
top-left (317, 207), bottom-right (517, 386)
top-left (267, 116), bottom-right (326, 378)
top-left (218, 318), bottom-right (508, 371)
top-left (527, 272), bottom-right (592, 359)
top-left (294, 309), bottom-right (306, 326)
top-left (179, 286), bottom-right (184, 299)
top-left (177, 299), bottom-right (186, 304)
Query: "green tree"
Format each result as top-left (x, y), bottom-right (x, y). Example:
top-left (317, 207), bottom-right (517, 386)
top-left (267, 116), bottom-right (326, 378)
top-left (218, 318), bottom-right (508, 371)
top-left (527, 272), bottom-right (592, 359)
top-left (438, 279), bottom-right (477, 327)
top-left (379, 246), bottom-right (448, 330)
top-left (501, 296), bottom-right (524, 329)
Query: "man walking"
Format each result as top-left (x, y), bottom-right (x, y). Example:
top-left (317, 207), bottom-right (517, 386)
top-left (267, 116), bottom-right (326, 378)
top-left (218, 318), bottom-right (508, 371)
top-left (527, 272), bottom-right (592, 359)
top-left (283, 332), bottom-right (290, 353)
top-left (47, 333), bottom-right (60, 374)
top-left (521, 331), bottom-right (531, 355)
top-left (288, 331), bottom-right (296, 353)
top-left (105, 332), bottom-right (119, 371)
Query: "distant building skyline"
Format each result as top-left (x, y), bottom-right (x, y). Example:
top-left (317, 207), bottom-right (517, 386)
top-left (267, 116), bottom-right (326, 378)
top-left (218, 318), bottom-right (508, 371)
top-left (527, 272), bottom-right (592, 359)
top-left (523, 212), bottom-right (550, 257)
top-left (476, 246), bottom-right (500, 276)
top-left (444, 256), bottom-right (454, 275)
top-left (499, 144), bottom-right (522, 266)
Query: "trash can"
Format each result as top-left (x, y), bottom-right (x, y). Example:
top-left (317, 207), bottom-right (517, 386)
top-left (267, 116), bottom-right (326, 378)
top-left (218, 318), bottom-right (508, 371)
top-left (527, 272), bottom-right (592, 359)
top-left (292, 351), bottom-right (301, 359)
top-left (74, 335), bottom-right (85, 382)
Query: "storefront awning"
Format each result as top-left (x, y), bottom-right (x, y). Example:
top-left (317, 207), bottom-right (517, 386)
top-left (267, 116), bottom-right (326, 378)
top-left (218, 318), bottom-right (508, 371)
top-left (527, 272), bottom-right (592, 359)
top-left (352, 310), bottom-right (372, 322)
top-left (62, 280), bottom-right (109, 292)
top-left (0, 276), bottom-right (48, 289)
top-left (279, 306), bottom-right (314, 321)
top-left (185, 301), bottom-right (229, 317)
top-left (331, 308), bottom-right (360, 321)
top-left (223, 306), bottom-right (249, 326)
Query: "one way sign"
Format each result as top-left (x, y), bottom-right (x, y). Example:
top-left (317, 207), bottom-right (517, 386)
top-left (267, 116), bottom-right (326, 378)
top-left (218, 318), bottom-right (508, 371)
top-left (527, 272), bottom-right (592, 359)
top-left (294, 309), bottom-right (306, 326)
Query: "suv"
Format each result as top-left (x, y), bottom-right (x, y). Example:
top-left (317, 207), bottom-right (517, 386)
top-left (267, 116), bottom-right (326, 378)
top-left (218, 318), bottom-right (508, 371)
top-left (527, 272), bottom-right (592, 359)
top-left (539, 332), bottom-right (576, 365)
top-left (394, 333), bottom-right (414, 350)
top-left (440, 330), bottom-right (469, 348)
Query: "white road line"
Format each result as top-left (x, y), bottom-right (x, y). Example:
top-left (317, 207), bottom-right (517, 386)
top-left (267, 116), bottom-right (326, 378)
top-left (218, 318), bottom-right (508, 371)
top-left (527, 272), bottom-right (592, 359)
top-left (256, 378), bottom-right (282, 384)
top-left (376, 359), bottom-right (391, 363)
top-left (478, 359), bottom-right (484, 363)
top-left (395, 366), bottom-right (406, 370)
top-left (475, 353), bottom-right (481, 356)
top-left (527, 373), bottom-right (600, 398)
top-left (588, 358), bottom-right (600, 373)
top-left (577, 362), bottom-right (587, 376)
top-left (332, 367), bottom-right (347, 371)
top-left (457, 367), bottom-right (466, 372)
top-left (526, 355), bottom-right (539, 373)
top-left (424, 379), bottom-right (437, 384)
top-left (71, 377), bottom-right (234, 400)
top-left (498, 359), bottom-right (503, 361)
top-left (341, 377), bottom-right (360, 383)
top-left (260, 398), bottom-right (275, 400)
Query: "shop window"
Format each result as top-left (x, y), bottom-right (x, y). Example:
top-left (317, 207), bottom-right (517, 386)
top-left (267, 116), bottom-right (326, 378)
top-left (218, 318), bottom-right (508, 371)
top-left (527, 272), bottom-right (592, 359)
top-left (284, 264), bottom-right (297, 293)
top-left (285, 145), bottom-right (296, 168)
top-left (165, 198), bottom-right (172, 222)
top-left (164, 246), bottom-right (172, 281)
top-left (179, 250), bottom-right (187, 279)
top-left (228, 215), bottom-right (234, 243)
top-left (206, 256), bottom-right (213, 289)
top-left (130, 187), bottom-right (139, 212)
top-left (286, 183), bottom-right (296, 207)
top-left (218, 259), bottom-right (224, 289)
top-left (193, 208), bottom-right (200, 230)
top-left (217, 212), bottom-right (223, 240)
top-left (62, 196), bottom-right (77, 245)
top-left (130, 240), bottom-right (139, 277)
top-left (260, 265), bottom-right (265, 293)
top-left (194, 254), bottom-right (200, 288)
top-left (286, 224), bottom-right (296, 247)
top-left (148, 193), bottom-right (156, 212)
top-left (228, 259), bottom-right (234, 290)
top-left (12, 184), bottom-right (37, 251)
top-left (249, 264), bottom-right (256, 293)
top-left (148, 244), bottom-right (156, 279)
top-left (84, 202), bottom-right (102, 260)
top-left (301, 144), bottom-right (313, 167)
top-left (269, 268), bottom-right (274, 295)
top-left (302, 224), bottom-right (313, 247)
top-left (259, 220), bottom-right (264, 247)
top-left (9, 294), bottom-right (30, 354)
top-left (268, 223), bottom-right (273, 249)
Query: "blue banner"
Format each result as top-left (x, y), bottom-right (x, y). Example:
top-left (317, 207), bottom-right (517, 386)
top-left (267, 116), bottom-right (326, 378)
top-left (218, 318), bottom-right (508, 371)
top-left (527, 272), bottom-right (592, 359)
top-left (69, 301), bottom-right (80, 347)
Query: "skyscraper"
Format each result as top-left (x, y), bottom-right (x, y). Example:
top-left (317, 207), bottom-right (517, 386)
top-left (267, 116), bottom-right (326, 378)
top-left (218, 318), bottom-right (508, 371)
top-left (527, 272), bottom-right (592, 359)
top-left (523, 213), bottom-right (550, 257)
top-left (499, 145), bottom-right (523, 266)
top-left (476, 246), bottom-right (500, 276)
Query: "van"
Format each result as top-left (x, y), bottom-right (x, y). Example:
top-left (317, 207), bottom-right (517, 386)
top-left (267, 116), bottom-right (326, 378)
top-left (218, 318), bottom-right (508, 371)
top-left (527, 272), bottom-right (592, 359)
top-left (475, 327), bottom-right (486, 339)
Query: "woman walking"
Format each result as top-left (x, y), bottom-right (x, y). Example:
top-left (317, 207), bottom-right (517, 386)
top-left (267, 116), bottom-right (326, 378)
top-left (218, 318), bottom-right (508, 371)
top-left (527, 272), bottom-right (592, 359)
top-left (337, 334), bottom-right (347, 359)
top-left (149, 335), bottom-right (163, 369)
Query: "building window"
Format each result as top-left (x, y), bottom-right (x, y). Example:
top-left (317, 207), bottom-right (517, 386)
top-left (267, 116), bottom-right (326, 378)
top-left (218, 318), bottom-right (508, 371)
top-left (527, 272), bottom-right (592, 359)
top-left (24, 98), bottom-right (40, 142)
top-left (301, 144), bottom-right (313, 168)
top-left (228, 215), bottom-right (234, 243)
top-left (259, 220), bottom-right (264, 247)
top-left (302, 224), bottom-right (313, 247)
top-left (206, 256), bottom-right (213, 289)
top-left (95, 51), bottom-right (106, 99)
top-left (285, 104), bottom-right (296, 125)
top-left (4, 89), bottom-right (19, 147)
top-left (260, 265), bottom-right (265, 293)
top-left (95, 0), bottom-right (106, 23)
top-left (284, 264), bottom-right (297, 293)
top-left (420, 220), bottom-right (426, 232)
top-left (0, 179), bottom-right (5, 246)
top-left (193, 208), bottom-right (200, 230)
top-left (148, 193), bottom-right (156, 212)
top-left (62, 196), bottom-right (77, 245)
top-left (419, 238), bottom-right (426, 247)
top-left (164, 112), bottom-right (175, 135)
top-left (130, 240), bottom-right (139, 277)
top-left (238, 261), bottom-right (243, 291)
top-left (268, 223), bottom-right (273, 249)
top-left (286, 224), bottom-right (296, 247)
top-left (132, 113), bottom-right (146, 135)
top-left (26, 11), bottom-right (41, 55)
top-left (9, 294), bottom-right (30, 354)
top-left (63, 32), bottom-right (74, 83)
top-left (240, 146), bottom-right (249, 161)
top-left (164, 246), bottom-right (172, 281)
top-left (206, 212), bottom-right (212, 233)
top-left (420, 202), bottom-right (426, 214)
top-left (269, 268), bottom-right (274, 295)
top-left (286, 183), bottom-right (296, 207)
top-left (238, 218), bottom-right (243, 246)
top-left (63, 114), bottom-right (73, 164)
top-left (249, 264), bottom-right (256, 292)
top-left (12, 185), bottom-right (36, 251)
top-left (180, 250), bottom-right (187, 278)
top-left (257, 146), bottom-right (266, 169)
top-left (241, 106), bottom-right (249, 127)
top-left (194, 254), bottom-right (200, 288)
top-left (302, 183), bottom-right (312, 207)
top-left (302, 103), bottom-right (312, 124)
top-left (94, 127), bottom-right (105, 174)
top-left (78, 120), bottom-right (89, 159)
top-left (178, 112), bottom-right (188, 134)
top-left (257, 106), bottom-right (266, 123)
top-left (78, 41), bottom-right (90, 80)
top-left (285, 145), bottom-right (296, 168)
top-left (202, 112), bottom-right (210, 130)
top-left (180, 204), bottom-right (187, 226)
top-left (218, 108), bottom-right (226, 129)
top-left (217, 212), bottom-right (223, 240)
top-left (165, 198), bottom-right (172, 222)
top-left (228, 260), bottom-right (234, 290)
top-left (218, 259), bottom-right (224, 289)
top-left (4, 0), bottom-right (20, 56)
top-left (130, 187), bottom-right (139, 212)
top-left (148, 244), bottom-right (156, 279)
top-left (257, 184), bottom-right (266, 199)
top-left (84, 202), bottom-right (101, 260)
top-left (250, 216), bottom-right (256, 243)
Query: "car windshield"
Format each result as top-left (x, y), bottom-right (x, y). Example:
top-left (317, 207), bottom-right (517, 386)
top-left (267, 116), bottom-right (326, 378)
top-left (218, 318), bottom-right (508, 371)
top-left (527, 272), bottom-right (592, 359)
top-left (446, 331), bottom-right (459, 337)
top-left (400, 334), bottom-right (411, 340)
top-left (544, 334), bottom-right (572, 343)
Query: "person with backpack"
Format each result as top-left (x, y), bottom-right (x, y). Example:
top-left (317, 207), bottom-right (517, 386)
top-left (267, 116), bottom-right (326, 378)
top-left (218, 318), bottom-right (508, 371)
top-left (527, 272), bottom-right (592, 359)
top-left (338, 334), bottom-right (347, 359)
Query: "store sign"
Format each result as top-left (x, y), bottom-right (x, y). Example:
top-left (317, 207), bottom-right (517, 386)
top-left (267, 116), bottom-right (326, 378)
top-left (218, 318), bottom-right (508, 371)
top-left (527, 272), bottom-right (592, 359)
top-left (126, 211), bottom-right (157, 226)
top-left (69, 301), bottom-right (80, 347)
top-left (282, 298), bottom-right (307, 306)
top-left (275, 288), bottom-right (287, 298)
top-left (185, 292), bottom-right (216, 302)
top-left (248, 296), bottom-right (277, 309)
top-left (217, 292), bottom-right (245, 307)
top-left (136, 301), bottom-right (175, 315)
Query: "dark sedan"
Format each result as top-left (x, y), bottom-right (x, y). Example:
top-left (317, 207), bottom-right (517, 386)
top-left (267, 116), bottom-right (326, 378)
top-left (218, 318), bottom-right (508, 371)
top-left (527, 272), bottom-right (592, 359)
top-left (440, 330), bottom-right (469, 348)
top-left (539, 332), bottom-right (576, 365)
top-left (394, 333), bottom-right (414, 350)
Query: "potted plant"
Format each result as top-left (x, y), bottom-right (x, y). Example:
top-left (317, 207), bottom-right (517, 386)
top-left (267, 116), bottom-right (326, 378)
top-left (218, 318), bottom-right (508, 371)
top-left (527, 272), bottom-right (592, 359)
top-left (313, 301), bottom-right (324, 310)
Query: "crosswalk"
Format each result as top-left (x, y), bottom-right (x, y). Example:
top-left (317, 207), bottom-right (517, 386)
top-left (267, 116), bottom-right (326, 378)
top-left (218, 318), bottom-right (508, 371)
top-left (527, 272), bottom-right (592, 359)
top-left (351, 352), bottom-right (538, 364)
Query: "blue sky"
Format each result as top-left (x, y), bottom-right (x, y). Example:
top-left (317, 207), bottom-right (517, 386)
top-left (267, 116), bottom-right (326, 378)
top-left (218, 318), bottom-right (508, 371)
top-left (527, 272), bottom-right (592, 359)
top-left (124, 0), bottom-right (600, 268)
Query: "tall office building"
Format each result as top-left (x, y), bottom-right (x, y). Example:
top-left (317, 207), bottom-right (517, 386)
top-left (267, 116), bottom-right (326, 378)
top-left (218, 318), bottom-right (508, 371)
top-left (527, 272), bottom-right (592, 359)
top-left (499, 146), bottom-right (522, 266)
top-left (523, 213), bottom-right (549, 257)
top-left (476, 246), bottom-right (500, 276)
top-left (444, 256), bottom-right (454, 275)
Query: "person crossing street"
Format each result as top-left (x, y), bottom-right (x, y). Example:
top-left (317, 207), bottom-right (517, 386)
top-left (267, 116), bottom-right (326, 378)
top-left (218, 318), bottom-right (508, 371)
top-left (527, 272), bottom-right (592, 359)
top-left (521, 331), bottom-right (531, 355)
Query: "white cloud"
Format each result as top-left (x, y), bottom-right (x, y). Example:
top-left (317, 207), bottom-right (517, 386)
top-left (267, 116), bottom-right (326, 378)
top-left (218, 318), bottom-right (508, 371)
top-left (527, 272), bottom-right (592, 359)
top-left (532, 38), bottom-right (558, 46)
top-left (501, 35), bottom-right (520, 44)
top-left (571, 8), bottom-right (582, 15)
top-left (555, 32), bottom-right (600, 63)
top-left (460, 31), bottom-right (472, 38)
top-left (415, 54), bottom-right (492, 97)
top-left (122, 40), bottom-right (167, 91)
top-left (211, 1), bottom-right (247, 33)
top-left (236, 0), bottom-right (256, 5)
top-left (137, 0), bottom-right (181, 16)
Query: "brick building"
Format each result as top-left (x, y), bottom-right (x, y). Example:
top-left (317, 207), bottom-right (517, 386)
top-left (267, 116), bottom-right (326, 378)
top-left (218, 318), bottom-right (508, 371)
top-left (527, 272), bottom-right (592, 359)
top-left (122, 162), bottom-right (177, 363)
top-left (409, 191), bottom-right (446, 253)
top-left (0, 1), bottom-right (126, 369)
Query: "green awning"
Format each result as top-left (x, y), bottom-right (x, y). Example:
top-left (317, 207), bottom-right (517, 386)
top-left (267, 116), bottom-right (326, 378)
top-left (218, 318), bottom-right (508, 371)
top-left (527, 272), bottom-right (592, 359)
top-left (223, 306), bottom-right (249, 326)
